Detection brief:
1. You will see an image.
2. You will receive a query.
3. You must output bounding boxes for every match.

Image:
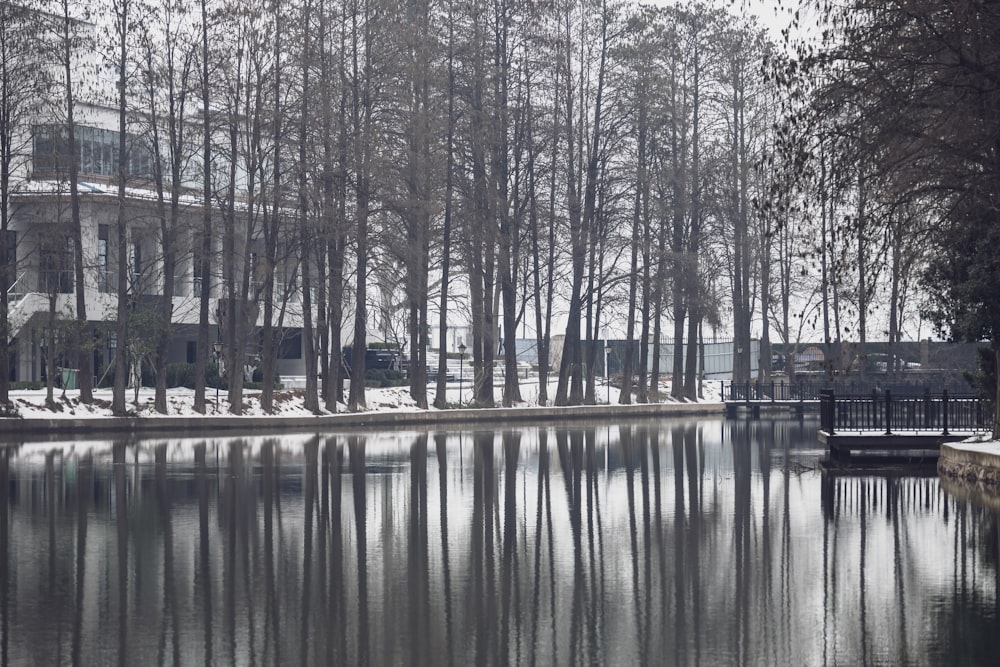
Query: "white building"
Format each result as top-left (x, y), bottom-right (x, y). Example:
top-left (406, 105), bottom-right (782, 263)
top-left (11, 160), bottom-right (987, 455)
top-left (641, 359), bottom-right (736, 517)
top-left (5, 12), bottom-right (309, 386)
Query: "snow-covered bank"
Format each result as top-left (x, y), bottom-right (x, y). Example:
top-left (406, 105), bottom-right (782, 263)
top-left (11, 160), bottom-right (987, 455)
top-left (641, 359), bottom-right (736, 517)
top-left (0, 380), bottom-right (724, 441)
top-left (6, 377), bottom-right (723, 420)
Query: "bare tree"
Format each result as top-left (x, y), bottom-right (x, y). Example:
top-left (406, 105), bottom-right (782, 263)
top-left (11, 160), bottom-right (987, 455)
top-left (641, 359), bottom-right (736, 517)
top-left (0, 2), bottom-right (49, 407)
top-left (109, 0), bottom-right (136, 415)
top-left (51, 0), bottom-right (93, 404)
top-left (346, 0), bottom-right (379, 412)
top-left (137, 0), bottom-right (196, 413)
top-left (433, 0), bottom-right (458, 409)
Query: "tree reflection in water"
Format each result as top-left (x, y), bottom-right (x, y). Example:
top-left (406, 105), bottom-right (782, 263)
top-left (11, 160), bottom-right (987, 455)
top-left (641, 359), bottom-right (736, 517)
top-left (1, 447), bottom-right (9, 665)
top-left (0, 418), bottom-right (998, 664)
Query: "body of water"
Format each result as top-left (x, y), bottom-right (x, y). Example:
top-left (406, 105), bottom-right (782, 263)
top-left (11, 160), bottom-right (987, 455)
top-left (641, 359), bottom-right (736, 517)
top-left (1, 418), bottom-right (998, 665)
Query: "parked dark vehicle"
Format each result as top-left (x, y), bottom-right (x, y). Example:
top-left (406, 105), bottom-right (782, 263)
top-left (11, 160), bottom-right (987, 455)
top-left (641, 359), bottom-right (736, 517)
top-left (342, 346), bottom-right (403, 378)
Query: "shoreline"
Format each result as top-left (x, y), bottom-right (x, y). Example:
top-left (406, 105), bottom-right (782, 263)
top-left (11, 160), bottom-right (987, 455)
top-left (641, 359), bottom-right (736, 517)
top-left (0, 400), bottom-right (724, 442)
top-left (938, 441), bottom-right (1000, 491)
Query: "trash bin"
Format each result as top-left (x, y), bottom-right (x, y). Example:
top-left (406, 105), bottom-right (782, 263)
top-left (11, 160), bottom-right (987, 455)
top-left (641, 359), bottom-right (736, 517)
top-left (61, 368), bottom-right (79, 390)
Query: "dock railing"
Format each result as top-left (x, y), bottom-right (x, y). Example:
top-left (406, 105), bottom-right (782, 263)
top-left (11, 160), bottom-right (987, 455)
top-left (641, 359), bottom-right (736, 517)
top-left (724, 379), bottom-right (973, 403)
top-left (724, 380), bottom-right (821, 402)
top-left (819, 389), bottom-right (993, 435)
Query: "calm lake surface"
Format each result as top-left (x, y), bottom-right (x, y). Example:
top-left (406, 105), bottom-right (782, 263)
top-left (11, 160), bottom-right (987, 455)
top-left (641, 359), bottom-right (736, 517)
top-left (1, 418), bottom-right (998, 665)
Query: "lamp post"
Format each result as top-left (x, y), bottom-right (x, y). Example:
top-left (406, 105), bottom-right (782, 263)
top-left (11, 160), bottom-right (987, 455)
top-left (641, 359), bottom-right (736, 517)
top-left (213, 340), bottom-right (223, 413)
top-left (458, 342), bottom-right (466, 406)
top-left (605, 342), bottom-right (612, 404)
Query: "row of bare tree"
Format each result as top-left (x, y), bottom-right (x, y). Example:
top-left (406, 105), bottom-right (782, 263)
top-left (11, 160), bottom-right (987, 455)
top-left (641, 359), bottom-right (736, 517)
top-left (1, 0), bottom-right (945, 415)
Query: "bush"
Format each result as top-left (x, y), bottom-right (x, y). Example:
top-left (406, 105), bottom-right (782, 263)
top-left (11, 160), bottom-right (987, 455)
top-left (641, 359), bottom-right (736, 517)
top-left (966, 347), bottom-right (996, 404)
top-left (205, 362), bottom-right (227, 390)
top-left (367, 341), bottom-right (400, 350)
top-left (97, 368), bottom-right (112, 388)
top-left (244, 381), bottom-right (284, 391)
top-left (99, 363), bottom-right (157, 389)
top-left (365, 369), bottom-right (407, 388)
top-left (11, 381), bottom-right (43, 391)
top-left (166, 363), bottom-right (196, 389)
top-left (252, 366), bottom-right (281, 384)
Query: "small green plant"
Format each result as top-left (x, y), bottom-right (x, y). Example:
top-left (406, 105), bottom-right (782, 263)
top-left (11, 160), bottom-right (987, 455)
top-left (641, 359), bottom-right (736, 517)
top-left (166, 363), bottom-right (196, 389)
top-left (10, 381), bottom-right (44, 391)
top-left (365, 369), bottom-right (407, 388)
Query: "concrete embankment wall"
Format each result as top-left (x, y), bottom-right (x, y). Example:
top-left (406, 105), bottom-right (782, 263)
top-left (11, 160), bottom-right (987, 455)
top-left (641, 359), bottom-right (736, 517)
top-left (0, 401), bottom-right (724, 442)
top-left (938, 442), bottom-right (1000, 489)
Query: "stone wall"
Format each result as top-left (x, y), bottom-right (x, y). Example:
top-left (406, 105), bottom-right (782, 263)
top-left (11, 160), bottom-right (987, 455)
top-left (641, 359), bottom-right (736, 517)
top-left (938, 442), bottom-right (1000, 490)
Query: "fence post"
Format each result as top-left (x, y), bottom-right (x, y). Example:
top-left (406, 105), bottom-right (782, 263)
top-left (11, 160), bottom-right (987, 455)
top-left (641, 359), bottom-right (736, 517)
top-left (884, 389), bottom-right (892, 435)
top-left (820, 389), bottom-right (835, 435)
top-left (942, 389), bottom-right (949, 436)
top-left (771, 381), bottom-right (775, 403)
top-left (872, 389), bottom-right (879, 431)
top-left (924, 387), bottom-right (931, 429)
top-left (721, 381), bottom-right (725, 401)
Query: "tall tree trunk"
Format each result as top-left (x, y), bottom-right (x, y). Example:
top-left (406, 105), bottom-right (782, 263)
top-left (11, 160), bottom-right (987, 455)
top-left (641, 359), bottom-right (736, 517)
top-left (141, 31), bottom-right (186, 415)
top-left (492, 0), bottom-right (520, 407)
top-left (467, 0), bottom-right (496, 408)
top-left (730, 55), bottom-right (751, 386)
top-left (347, 0), bottom-right (372, 411)
top-left (558, 0), bottom-right (608, 406)
top-left (856, 170), bottom-right (868, 382)
top-left (433, 0), bottom-right (457, 409)
top-left (888, 221), bottom-right (901, 378)
top-left (60, 0), bottom-right (92, 405)
top-left (113, 10), bottom-right (128, 415)
top-left (683, 37), bottom-right (702, 400)
top-left (261, 1), bottom-right (285, 413)
top-left (669, 84), bottom-right (686, 400)
top-left (404, 0), bottom-right (432, 409)
top-left (994, 342), bottom-right (1000, 440)
top-left (300, 0), bottom-right (319, 413)
top-left (195, 0), bottom-right (212, 413)
top-left (620, 76), bottom-right (647, 405)
top-left (533, 36), bottom-right (562, 408)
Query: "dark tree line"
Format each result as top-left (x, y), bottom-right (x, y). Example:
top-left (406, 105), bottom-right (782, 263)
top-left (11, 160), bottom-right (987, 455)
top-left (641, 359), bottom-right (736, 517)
top-left (777, 1), bottom-right (1000, 433)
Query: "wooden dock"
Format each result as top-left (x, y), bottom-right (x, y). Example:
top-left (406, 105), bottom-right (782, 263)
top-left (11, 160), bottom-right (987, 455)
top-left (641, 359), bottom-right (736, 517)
top-left (818, 389), bottom-right (992, 461)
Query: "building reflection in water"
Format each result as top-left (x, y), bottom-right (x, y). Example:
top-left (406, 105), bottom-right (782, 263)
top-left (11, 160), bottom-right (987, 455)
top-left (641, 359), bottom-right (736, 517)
top-left (0, 418), bottom-right (998, 664)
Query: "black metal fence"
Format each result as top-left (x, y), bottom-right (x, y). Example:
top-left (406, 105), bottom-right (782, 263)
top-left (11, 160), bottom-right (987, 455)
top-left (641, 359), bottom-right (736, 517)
top-left (724, 381), bottom-right (823, 402)
top-left (724, 379), bottom-right (975, 403)
top-left (818, 389), bottom-right (994, 435)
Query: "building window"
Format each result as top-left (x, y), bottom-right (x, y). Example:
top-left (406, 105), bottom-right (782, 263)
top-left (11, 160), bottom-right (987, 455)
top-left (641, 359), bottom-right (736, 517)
top-left (32, 124), bottom-right (153, 181)
top-left (192, 233), bottom-right (205, 296)
top-left (39, 236), bottom-right (73, 294)
top-left (131, 240), bottom-right (143, 291)
top-left (98, 225), bottom-right (111, 292)
top-left (31, 125), bottom-right (66, 177)
top-left (278, 330), bottom-right (302, 360)
top-left (3, 231), bottom-right (17, 296)
top-left (249, 251), bottom-right (259, 297)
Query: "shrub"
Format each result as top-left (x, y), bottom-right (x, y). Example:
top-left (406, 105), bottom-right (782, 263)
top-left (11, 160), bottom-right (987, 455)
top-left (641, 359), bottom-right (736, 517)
top-left (11, 381), bottom-right (43, 391)
top-left (250, 366), bottom-right (282, 388)
top-left (99, 363), bottom-right (157, 389)
top-left (166, 363), bottom-right (196, 389)
top-left (365, 369), bottom-right (407, 388)
top-left (244, 381), bottom-right (284, 391)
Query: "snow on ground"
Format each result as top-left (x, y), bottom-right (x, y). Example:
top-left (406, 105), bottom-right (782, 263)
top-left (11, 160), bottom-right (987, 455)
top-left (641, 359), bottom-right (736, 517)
top-left (6, 375), bottom-right (723, 419)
